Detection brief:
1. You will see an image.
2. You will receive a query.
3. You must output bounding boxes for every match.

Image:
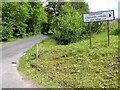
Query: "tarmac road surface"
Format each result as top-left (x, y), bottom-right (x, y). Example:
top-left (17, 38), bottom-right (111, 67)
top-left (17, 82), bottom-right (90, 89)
top-left (0, 35), bottom-right (49, 89)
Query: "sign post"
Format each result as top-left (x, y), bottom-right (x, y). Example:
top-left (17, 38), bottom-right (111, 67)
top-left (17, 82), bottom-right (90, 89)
top-left (88, 23), bottom-right (92, 48)
top-left (107, 21), bottom-right (110, 46)
top-left (82, 10), bottom-right (115, 48)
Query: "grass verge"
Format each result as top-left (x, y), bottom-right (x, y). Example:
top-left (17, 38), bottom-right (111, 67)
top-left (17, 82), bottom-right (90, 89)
top-left (18, 32), bottom-right (119, 88)
top-left (0, 33), bottom-right (42, 44)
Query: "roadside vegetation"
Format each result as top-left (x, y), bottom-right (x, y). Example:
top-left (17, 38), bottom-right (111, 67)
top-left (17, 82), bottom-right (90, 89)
top-left (18, 31), bottom-right (119, 88)
top-left (2, 0), bottom-right (119, 88)
top-left (0, 33), bottom-right (42, 44)
top-left (1, 2), bottom-right (47, 42)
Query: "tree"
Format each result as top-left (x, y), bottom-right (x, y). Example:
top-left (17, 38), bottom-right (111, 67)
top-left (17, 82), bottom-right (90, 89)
top-left (70, 2), bottom-right (89, 13)
top-left (2, 2), bottom-right (48, 41)
top-left (42, 2), bottom-right (65, 34)
top-left (2, 2), bottom-right (29, 41)
top-left (26, 2), bottom-right (47, 36)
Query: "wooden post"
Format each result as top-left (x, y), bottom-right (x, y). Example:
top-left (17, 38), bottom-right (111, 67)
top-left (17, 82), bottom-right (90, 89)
top-left (36, 43), bottom-right (38, 59)
top-left (107, 21), bottom-right (110, 46)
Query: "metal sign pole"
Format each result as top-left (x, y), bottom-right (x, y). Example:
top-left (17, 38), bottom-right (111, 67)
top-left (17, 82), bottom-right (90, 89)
top-left (107, 21), bottom-right (110, 46)
top-left (89, 23), bottom-right (92, 48)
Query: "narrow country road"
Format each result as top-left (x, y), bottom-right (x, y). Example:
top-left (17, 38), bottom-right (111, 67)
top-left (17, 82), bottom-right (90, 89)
top-left (0, 35), bottom-right (49, 89)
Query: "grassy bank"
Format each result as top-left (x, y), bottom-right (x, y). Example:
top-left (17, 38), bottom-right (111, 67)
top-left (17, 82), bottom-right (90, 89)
top-left (18, 32), bottom-right (119, 88)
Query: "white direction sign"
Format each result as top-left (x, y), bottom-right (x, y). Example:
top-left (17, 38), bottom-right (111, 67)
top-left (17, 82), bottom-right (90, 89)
top-left (83, 10), bottom-right (115, 23)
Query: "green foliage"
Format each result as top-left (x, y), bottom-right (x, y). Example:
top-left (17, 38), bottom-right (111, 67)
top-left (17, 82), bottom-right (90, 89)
top-left (110, 23), bottom-right (119, 35)
top-left (2, 22), bottom-right (13, 41)
top-left (111, 27), bottom-right (120, 35)
top-left (18, 33), bottom-right (119, 88)
top-left (41, 23), bottom-right (50, 35)
top-left (70, 2), bottom-right (89, 13)
top-left (26, 2), bottom-right (47, 36)
top-left (2, 2), bottom-right (29, 41)
top-left (47, 2), bottom-right (103, 45)
top-left (90, 22), bottom-right (103, 33)
top-left (43, 2), bottom-right (65, 34)
top-left (47, 2), bottom-right (95, 45)
top-left (52, 3), bottom-right (87, 44)
top-left (2, 2), bottom-right (47, 41)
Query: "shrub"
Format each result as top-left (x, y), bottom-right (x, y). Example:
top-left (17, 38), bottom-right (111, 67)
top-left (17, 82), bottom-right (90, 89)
top-left (2, 22), bottom-right (13, 41)
top-left (52, 4), bottom-right (84, 44)
top-left (110, 24), bottom-right (119, 35)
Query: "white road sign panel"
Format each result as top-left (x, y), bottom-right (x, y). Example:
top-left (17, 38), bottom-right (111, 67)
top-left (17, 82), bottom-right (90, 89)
top-left (83, 10), bottom-right (115, 22)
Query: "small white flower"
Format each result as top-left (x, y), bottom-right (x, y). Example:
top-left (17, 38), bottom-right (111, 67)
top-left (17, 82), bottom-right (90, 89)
top-left (88, 65), bottom-right (91, 68)
top-left (74, 64), bottom-right (76, 67)
top-left (77, 70), bottom-right (80, 72)
top-left (56, 67), bottom-right (59, 69)
top-left (106, 74), bottom-right (110, 77)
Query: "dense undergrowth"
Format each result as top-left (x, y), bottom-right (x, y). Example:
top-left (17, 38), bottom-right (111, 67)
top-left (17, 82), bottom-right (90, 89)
top-left (18, 32), bottom-right (119, 88)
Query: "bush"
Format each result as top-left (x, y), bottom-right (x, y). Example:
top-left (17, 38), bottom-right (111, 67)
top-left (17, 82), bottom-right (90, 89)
top-left (110, 24), bottom-right (119, 35)
top-left (52, 4), bottom-right (84, 44)
top-left (90, 22), bottom-right (103, 33)
top-left (41, 23), bottom-right (50, 35)
top-left (111, 28), bottom-right (120, 35)
top-left (2, 22), bottom-right (13, 41)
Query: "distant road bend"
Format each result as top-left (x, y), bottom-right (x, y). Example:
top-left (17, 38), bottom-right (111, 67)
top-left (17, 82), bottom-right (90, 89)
top-left (0, 35), bottom-right (49, 88)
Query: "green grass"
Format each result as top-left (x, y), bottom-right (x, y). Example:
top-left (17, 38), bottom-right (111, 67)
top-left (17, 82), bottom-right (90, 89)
top-left (0, 33), bottom-right (42, 44)
top-left (0, 42), bottom-right (6, 44)
top-left (18, 32), bottom-right (119, 88)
